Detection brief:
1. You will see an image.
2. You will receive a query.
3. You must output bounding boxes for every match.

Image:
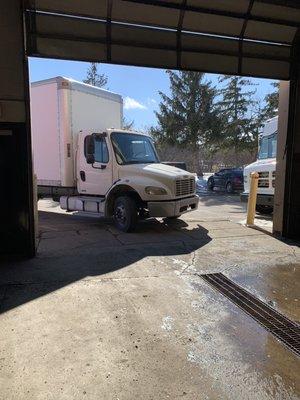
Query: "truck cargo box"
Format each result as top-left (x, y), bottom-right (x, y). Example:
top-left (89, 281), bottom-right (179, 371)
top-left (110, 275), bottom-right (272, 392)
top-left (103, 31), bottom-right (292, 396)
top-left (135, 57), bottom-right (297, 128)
top-left (30, 76), bottom-right (123, 188)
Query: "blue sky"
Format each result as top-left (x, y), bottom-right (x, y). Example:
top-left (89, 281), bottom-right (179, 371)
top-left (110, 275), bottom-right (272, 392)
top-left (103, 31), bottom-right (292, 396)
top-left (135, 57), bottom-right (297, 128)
top-left (29, 58), bottom-right (277, 131)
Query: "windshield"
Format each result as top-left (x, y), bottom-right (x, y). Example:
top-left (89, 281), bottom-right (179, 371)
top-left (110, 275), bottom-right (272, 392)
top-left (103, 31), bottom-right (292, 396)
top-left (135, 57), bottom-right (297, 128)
top-left (258, 133), bottom-right (277, 160)
top-left (111, 132), bottom-right (159, 165)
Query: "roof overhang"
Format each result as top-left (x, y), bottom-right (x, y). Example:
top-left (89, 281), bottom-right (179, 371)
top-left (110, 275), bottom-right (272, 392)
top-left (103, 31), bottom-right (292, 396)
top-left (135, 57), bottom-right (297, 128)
top-left (25, 0), bottom-right (300, 80)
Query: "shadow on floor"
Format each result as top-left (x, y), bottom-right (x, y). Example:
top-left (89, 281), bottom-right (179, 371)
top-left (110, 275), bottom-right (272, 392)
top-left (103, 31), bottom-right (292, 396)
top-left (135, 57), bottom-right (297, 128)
top-left (0, 211), bottom-right (212, 314)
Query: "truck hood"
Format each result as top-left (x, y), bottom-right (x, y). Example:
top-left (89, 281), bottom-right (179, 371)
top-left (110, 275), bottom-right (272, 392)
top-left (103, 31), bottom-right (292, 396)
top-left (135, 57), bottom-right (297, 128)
top-left (118, 163), bottom-right (194, 180)
top-left (244, 158), bottom-right (276, 174)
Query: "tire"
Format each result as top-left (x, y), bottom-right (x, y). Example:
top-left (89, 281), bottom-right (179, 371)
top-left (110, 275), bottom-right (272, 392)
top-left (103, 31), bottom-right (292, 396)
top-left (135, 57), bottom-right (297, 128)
top-left (226, 181), bottom-right (233, 194)
top-left (114, 196), bottom-right (138, 232)
top-left (256, 205), bottom-right (273, 215)
top-left (207, 178), bottom-right (214, 191)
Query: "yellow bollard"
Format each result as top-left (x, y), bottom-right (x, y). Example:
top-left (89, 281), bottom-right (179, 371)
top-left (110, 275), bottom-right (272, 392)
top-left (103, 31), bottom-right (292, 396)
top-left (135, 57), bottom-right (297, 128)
top-left (246, 172), bottom-right (259, 226)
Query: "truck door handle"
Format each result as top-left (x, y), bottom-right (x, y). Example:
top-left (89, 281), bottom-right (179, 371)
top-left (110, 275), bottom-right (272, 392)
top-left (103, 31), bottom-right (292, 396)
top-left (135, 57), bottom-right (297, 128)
top-left (91, 164), bottom-right (107, 170)
top-left (80, 170), bottom-right (86, 181)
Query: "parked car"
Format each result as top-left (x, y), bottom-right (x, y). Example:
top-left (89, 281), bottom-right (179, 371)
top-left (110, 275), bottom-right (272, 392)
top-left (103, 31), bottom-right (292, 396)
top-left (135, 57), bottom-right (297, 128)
top-left (207, 168), bottom-right (244, 193)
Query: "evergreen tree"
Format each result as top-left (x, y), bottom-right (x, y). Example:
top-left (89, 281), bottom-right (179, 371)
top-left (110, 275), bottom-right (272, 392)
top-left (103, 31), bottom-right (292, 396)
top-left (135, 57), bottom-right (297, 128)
top-left (152, 71), bottom-right (222, 149)
top-left (218, 75), bottom-right (260, 156)
top-left (263, 81), bottom-right (279, 120)
top-left (83, 63), bottom-right (108, 88)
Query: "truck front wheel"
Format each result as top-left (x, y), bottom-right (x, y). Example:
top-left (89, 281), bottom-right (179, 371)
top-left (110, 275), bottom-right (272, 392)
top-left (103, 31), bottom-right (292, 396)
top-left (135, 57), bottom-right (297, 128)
top-left (114, 196), bottom-right (138, 232)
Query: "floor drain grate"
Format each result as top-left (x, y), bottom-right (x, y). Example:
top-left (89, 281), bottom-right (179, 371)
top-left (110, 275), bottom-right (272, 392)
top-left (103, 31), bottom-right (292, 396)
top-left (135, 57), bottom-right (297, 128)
top-left (200, 273), bottom-right (300, 357)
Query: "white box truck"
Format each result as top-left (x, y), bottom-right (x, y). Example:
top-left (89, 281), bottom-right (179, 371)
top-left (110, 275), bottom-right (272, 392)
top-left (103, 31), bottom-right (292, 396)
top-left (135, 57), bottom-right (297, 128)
top-left (31, 77), bottom-right (199, 232)
top-left (241, 116), bottom-right (277, 214)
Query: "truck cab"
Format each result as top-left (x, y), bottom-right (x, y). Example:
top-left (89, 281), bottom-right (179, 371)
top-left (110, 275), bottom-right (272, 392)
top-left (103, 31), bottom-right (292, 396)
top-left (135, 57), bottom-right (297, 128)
top-left (241, 116), bottom-right (277, 214)
top-left (60, 129), bottom-right (199, 231)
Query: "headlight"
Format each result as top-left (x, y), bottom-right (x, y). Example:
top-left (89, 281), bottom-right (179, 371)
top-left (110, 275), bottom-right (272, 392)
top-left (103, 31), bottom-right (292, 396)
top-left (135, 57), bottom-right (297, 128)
top-left (145, 186), bottom-right (167, 195)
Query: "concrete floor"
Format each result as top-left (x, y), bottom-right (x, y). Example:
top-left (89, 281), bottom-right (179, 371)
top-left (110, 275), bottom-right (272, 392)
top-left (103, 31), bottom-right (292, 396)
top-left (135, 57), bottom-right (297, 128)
top-left (0, 195), bottom-right (299, 399)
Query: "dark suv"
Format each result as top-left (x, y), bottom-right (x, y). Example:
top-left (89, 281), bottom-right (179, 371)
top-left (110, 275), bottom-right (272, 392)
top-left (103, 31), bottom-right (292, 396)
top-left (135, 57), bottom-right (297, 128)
top-left (207, 168), bottom-right (244, 193)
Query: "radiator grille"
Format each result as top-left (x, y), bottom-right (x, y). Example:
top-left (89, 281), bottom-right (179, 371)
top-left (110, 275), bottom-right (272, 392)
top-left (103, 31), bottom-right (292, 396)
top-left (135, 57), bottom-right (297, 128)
top-left (175, 178), bottom-right (195, 197)
top-left (258, 171), bottom-right (269, 188)
top-left (272, 171), bottom-right (276, 188)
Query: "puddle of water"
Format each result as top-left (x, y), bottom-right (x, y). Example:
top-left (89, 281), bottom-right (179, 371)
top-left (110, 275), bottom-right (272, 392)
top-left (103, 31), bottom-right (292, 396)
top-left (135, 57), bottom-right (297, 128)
top-left (230, 264), bottom-right (300, 322)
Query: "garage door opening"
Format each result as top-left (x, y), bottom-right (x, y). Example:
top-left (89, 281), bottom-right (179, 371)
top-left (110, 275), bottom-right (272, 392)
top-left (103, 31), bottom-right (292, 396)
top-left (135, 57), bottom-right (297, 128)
top-left (2, 0), bottom-right (299, 258)
top-left (1, 55), bottom-right (285, 316)
top-left (29, 59), bottom-right (280, 242)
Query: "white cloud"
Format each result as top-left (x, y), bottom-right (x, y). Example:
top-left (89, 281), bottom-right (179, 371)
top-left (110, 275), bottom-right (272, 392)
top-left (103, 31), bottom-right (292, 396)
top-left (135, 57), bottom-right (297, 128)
top-left (147, 97), bottom-right (157, 105)
top-left (124, 96), bottom-right (147, 110)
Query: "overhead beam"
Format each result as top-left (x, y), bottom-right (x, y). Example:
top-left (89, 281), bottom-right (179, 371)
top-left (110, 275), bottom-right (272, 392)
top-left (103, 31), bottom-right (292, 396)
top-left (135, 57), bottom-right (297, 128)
top-left (26, 12), bottom-right (291, 64)
top-left (120, 0), bottom-right (300, 28)
top-left (24, 0), bottom-right (300, 47)
top-left (256, 0), bottom-right (300, 9)
top-left (24, 10), bottom-right (292, 79)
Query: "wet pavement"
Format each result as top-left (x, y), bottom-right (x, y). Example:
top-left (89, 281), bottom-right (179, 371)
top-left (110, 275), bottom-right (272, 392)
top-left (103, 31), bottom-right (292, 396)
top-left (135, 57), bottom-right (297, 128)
top-left (0, 197), bottom-right (299, 399)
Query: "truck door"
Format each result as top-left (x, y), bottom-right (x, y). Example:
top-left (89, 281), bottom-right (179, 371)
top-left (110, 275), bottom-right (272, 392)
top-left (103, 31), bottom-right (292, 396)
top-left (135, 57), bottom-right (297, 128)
top-left (77, 133), bottom-right (113, 195)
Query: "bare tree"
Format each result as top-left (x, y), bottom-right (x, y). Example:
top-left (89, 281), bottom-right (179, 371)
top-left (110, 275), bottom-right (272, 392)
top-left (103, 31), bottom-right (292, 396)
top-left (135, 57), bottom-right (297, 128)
top-left (155, 143), bottom-right (256, 174)
top-left (122, 117), bottom-right (134, 130)
top-left (83, 63), bottom-right (108, 88)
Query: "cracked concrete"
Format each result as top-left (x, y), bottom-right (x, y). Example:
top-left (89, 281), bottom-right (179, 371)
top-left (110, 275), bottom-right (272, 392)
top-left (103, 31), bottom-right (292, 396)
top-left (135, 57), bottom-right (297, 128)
top-left (0, 196), bottom-right (299, 400)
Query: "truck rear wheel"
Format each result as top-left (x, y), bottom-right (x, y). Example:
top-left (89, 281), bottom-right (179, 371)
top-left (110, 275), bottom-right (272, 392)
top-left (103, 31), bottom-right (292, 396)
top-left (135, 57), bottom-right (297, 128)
top-left (114, 196), bottom-right (138, 232)
top-left (256, 205), bottom-right (273, 215)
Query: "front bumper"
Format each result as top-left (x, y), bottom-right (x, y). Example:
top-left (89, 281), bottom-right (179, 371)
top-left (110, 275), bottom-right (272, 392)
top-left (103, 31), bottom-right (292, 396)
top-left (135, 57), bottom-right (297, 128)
top-left (240, 192), bottom-right (274, 206)
top-left (148, 195), bottom-right (199, 217)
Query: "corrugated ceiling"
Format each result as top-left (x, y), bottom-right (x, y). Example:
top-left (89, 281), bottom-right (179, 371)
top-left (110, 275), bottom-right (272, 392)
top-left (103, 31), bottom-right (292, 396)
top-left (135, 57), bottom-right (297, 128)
top-left (25, 0), bottom-right (300, 79)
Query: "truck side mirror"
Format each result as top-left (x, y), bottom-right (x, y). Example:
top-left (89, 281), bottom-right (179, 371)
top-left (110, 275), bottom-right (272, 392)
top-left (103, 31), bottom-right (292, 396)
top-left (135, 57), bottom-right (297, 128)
top-left (85, 135), bottom-right (95, 164)
top-left (86, 154), bottom-right (95, 164)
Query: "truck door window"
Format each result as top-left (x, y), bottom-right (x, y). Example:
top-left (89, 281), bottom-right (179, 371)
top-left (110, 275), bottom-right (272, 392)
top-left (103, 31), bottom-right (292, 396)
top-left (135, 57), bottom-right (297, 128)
top-left (270, 134), bottom-right (277, 158)
top-left (94, 137), bottom-right (109, 163)
top-left (258, 133), bottom-right (277, 160)
top-left (258, 137), bottom-right (269, 159)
